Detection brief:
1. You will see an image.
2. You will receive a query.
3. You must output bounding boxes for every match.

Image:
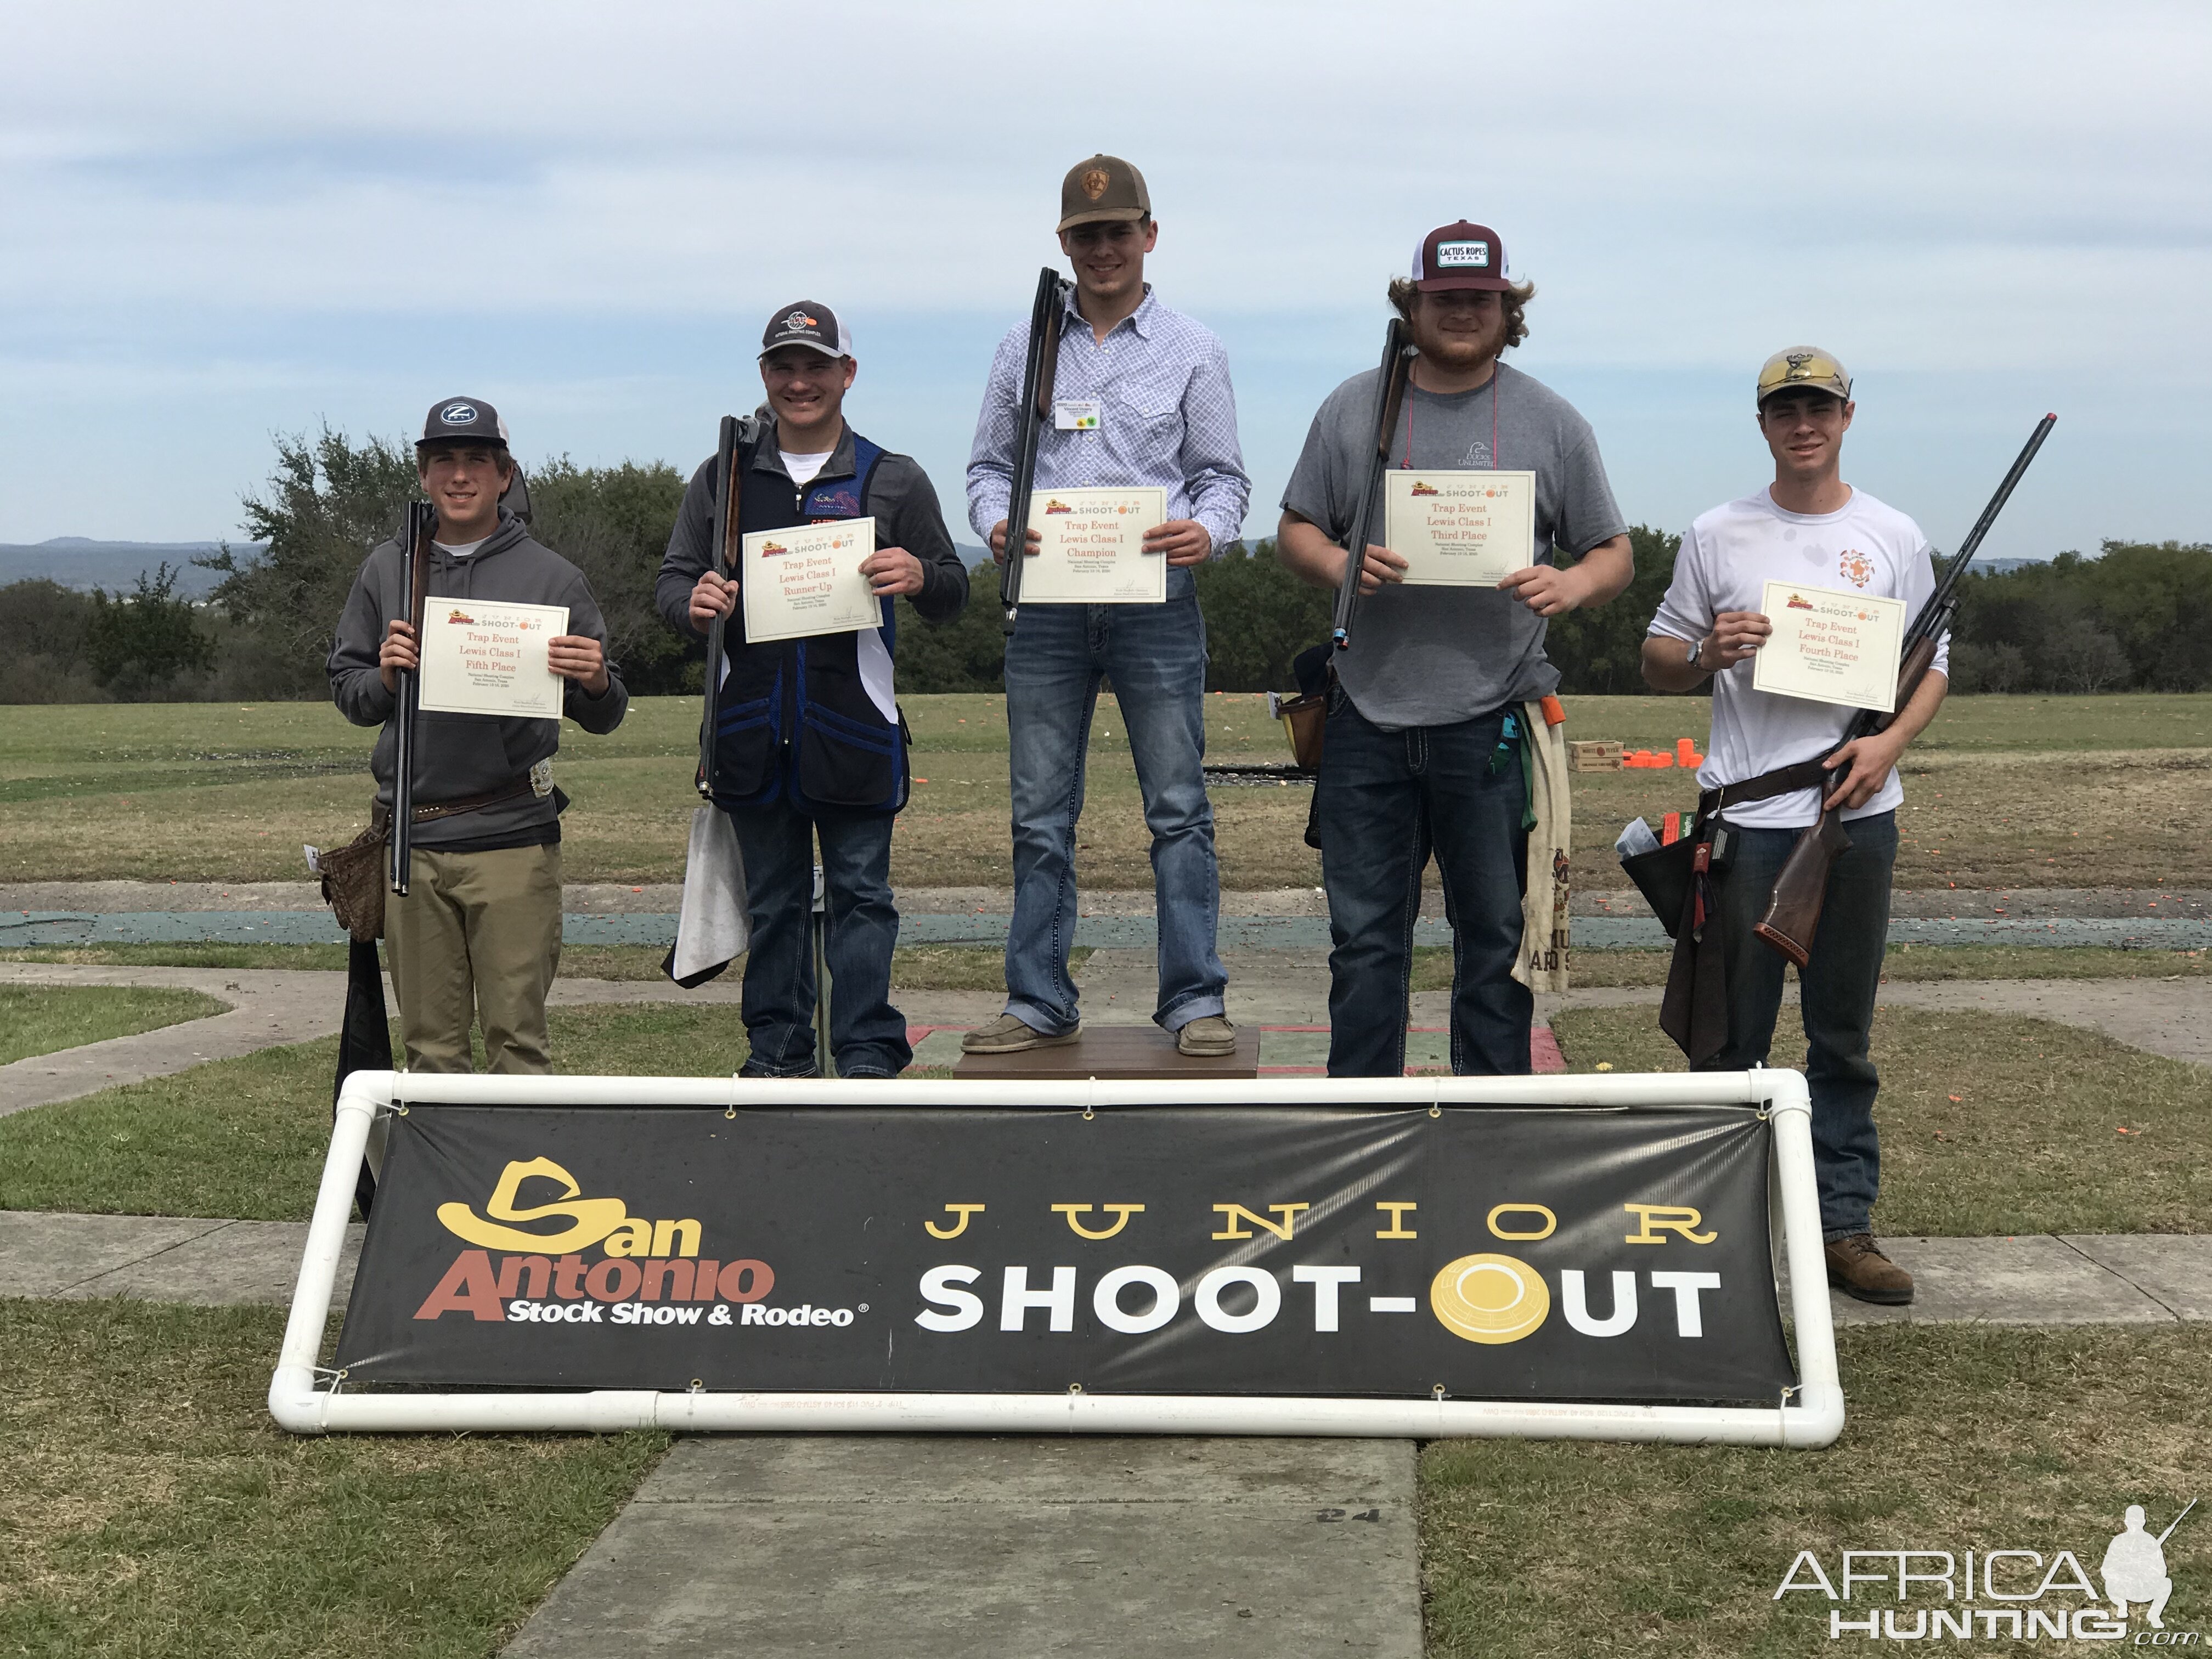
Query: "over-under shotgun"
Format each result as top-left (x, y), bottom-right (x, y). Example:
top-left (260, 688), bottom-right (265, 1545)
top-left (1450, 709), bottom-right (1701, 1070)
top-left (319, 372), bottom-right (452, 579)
top-left (697, 414), bottom-right (747, 800)
top-left (1753, 413), bottom-right (2057, 965)
top-left (387, 500), bottom-right (436, 895)
top-left (998, 267), bottom-right (1068, 636)
top-left (1331, 318), bottom-right (1413, 652)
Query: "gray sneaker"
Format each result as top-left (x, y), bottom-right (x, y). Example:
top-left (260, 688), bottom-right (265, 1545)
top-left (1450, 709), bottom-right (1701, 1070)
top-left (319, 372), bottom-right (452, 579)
top-left (961, 1013), bottom-right (1080, 1054)
top-left (1176, 1015), bottom-right (1238, 1057)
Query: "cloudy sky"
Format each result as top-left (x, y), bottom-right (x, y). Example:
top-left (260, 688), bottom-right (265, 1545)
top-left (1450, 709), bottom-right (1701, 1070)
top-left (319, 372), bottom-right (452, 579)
top-left (4, 0), bottom-right (2205, 560)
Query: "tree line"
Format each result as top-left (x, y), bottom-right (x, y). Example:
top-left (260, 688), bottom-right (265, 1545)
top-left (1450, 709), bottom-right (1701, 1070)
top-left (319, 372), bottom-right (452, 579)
top-left (2, 429), bottom-right (2206, 702)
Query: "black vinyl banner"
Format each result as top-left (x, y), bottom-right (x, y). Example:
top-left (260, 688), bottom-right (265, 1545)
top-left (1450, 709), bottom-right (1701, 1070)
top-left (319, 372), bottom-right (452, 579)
top-left (333, 1103), bottom-right (1796, 1404)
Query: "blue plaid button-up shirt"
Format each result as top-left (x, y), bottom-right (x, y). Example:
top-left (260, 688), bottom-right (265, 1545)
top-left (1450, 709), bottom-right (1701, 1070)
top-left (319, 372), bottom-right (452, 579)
top-left (966, 286), bottom-right (1250, 553)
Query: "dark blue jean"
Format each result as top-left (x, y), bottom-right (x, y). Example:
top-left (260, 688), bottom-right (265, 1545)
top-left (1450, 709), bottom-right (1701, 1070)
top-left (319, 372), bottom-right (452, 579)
top-left (725, 800), bottom-right (911, 1078)
top-left (1001, 573), bottom-right (1225, 1034)
top-left (1700, 811), bottom-right (1898, 1239)
top-left (1317, 694), bottom-right (1530, 1076)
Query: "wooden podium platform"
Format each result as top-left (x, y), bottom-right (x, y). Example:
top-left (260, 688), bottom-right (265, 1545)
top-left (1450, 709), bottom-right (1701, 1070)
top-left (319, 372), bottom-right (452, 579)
top-left (952, 1025), bottom-right (1260, 1081)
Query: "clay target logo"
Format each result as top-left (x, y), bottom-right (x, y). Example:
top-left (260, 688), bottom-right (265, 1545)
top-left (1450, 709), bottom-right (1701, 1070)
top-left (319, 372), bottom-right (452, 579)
top-left (1838, 550), bottom-right (1874, 589)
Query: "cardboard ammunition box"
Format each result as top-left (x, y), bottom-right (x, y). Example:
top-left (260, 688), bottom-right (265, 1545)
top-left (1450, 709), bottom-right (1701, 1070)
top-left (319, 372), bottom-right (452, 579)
top-left (1570, 741), bottom-right (1624, 772)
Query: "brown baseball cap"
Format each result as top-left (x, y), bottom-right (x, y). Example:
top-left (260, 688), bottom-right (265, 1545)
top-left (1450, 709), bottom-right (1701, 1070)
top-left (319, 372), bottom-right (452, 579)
top-left (1058, 154), bottom-right (1150, 231)
top-left (1411, 221), bottom-right (1510, 292)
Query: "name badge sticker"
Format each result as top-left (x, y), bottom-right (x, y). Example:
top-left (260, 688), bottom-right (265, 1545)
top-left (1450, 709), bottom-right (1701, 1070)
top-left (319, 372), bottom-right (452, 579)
top-left (1053, 399), bottom-right (1102, 432)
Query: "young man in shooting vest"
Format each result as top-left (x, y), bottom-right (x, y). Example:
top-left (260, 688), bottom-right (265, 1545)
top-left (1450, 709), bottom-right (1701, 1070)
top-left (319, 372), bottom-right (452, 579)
top-left (330, 398), bottom-right (629, 1073)
top-left (659, 303), bottom-right (968, 1077)
top-left (1277, 222), bottom-right (1633, 1076)
top-left (1641, 348), bottom-right (1949, 1305)
top-left (963, 154), bottom-right (1251, 1058)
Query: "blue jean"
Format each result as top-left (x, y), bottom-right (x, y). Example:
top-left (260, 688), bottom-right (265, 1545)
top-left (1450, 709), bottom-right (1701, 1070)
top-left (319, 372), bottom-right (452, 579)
top-left (1002, 573), bottom-right (1224, 1034)
top-left (1699, 811), bottom-right (1898, 1239)
top-left (1317, 694), bottom-right (1531, 1076)
top-left (725, 801), bottom-right (911, 1077)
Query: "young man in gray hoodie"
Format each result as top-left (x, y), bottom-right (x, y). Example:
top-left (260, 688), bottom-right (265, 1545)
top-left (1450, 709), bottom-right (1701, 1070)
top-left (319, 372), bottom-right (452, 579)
top-left (329, 398), bottom-right (629, 1073)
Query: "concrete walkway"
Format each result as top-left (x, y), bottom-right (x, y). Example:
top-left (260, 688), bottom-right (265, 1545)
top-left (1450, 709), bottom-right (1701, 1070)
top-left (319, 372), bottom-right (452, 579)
top-left (5, 958), bottom-right (2203, 1123)
top-left (5, 1208), bottom-right (2205, 1328)
top-left (504, 1436), bottom-right (1420, 1659)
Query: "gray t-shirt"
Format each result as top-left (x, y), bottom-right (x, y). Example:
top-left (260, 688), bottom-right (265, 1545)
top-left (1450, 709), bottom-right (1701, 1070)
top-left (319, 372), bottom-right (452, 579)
top-left (1281, 359), bottom-right (1627, 729)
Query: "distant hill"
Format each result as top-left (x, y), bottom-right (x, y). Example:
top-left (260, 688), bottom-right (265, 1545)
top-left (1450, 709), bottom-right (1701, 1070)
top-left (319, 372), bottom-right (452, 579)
top-left (0, 538), bottom-right (264, 598)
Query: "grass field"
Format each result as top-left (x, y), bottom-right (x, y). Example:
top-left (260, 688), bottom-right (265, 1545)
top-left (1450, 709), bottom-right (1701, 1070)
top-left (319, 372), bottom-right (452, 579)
top-left (2, 693), bottom-right (2204, 891)
top-left (0, 985), bottom-right (225, 1066)
top-left (0, 1299), bottom-right (664, 1659)
top-left (1551, 1004), bottom-right (2212, 1236)
top-left (1, 1301), bottom-right (2201, 1658)
top-left (3, 1003), bottom-right (2201, 1233)
top-left (1422, 1324), bottom-right (2212, 1657)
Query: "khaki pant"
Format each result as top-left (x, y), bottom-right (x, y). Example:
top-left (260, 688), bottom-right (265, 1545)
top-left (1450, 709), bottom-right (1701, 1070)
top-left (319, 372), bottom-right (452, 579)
top-left (387, 843), bottom-right (562, 1073)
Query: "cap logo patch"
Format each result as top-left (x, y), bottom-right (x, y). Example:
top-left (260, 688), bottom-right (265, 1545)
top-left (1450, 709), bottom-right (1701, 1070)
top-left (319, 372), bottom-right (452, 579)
top-left (439, 403), bottom-right (478, 425)
top-left (1434, 240), bottom-right (1491, 269)
top-left (781, 311), bottom-right (819, 333)
top-left (1785, 351), bottom-right (1819, 379)
top-left (1081, 167), bottom-right (1110, 200)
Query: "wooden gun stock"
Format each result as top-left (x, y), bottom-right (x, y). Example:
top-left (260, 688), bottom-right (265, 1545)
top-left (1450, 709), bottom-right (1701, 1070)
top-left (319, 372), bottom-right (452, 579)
top-left (1752, 805), bottom-right (1852, 968)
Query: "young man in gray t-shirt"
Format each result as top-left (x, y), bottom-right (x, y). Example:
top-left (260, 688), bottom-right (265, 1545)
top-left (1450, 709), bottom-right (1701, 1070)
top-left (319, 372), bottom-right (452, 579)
top-left (1277, 221), bottom-right (1633, 1076)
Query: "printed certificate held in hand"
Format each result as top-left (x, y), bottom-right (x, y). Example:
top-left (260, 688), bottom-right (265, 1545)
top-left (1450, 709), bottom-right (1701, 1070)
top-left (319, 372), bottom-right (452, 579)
top-left (740, 517), bottom-right (880, 644)
top-left (419, 600), bottom-right (567, 719)
top-left (1750, 580), bottom-right (1908, 713)
top-left (1022, 487), bottom-right (1168, 603)
top-left (1384, 470), bottom-right (1538, 586)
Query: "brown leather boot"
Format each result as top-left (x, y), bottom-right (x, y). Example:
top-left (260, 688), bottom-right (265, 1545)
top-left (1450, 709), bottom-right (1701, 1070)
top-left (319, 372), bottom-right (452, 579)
top-left (1825, 1233), bottom-right (1915, 1305)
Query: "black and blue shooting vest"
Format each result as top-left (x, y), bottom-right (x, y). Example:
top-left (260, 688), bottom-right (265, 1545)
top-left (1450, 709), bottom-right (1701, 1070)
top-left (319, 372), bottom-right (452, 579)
top-left (712, 432), bottom-right (910, 815)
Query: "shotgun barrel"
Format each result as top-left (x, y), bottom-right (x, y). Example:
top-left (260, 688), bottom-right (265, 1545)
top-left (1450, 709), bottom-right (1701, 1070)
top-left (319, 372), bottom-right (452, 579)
top-left (1330, 318), bottom-right (1412, 651)
top-left (998, 267), bottom-right (1068, 636)
top-left (1753, 414), bottom-right (2057, 964)
top-left (387, 500), bottom-right (436, 895)
top-left (697, 415), bottom-right (744, 801)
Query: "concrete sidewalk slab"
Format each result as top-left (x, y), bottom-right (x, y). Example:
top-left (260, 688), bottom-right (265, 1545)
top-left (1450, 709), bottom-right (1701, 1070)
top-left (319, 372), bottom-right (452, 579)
top-left (501, 1435), bottom-right (1420, 1659)
top-left (1817, 1234), bottom-right (2179, 1325)
top-left (0, 1211), bottom-right (229, 1297)
top-left (0, 1209), bottom-right (360, 1305)
top-left (2063, 1234), bottom-right (2212, 1320)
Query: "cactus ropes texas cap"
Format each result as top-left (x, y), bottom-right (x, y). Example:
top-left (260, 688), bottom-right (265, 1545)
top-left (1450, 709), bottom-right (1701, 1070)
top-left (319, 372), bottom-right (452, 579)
top-left (1411, 221), bottom-right (1511, 292)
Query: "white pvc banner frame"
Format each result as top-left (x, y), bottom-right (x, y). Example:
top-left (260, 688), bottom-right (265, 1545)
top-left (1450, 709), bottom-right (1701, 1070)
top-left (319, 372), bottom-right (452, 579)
top-left (272, 1070), bottom-right (1842, 1448)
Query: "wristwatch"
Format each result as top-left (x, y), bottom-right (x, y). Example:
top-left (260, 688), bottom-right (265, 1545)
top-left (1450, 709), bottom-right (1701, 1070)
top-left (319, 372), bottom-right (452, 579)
top-left (1685, 635), bottom-right (1705, 669)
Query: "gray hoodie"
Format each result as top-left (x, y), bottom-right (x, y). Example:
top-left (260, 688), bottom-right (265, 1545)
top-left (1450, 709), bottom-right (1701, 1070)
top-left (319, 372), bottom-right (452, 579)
top-left (329, 509), bottom-right (628, 849)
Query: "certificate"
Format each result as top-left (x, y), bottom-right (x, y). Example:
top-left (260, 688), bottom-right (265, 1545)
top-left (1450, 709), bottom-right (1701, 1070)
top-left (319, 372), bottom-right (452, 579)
top-left (418, 599), bottom-right (566, 719)
top-left (1384, 470), bottom-right (1538, 586)
top-left (740, 517), bottom-right (881, 644)
top-left (1750, 580), bottom-right (1908, 713)
top-left (1022, 487), bottom-right (1167, 603)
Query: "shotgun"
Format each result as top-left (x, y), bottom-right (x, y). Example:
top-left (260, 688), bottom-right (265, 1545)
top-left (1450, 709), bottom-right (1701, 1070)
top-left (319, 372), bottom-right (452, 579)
top-left (387, 499), bottom-right (436, 895)
top-left (1753, 413), bottom-right (2057, 965)
top-left (1330, 317), bottom-right (1413, 651)
top-left (697, 414), bottom-right (748, 800)
top-left (998, 266), bottom-right (1069, 635)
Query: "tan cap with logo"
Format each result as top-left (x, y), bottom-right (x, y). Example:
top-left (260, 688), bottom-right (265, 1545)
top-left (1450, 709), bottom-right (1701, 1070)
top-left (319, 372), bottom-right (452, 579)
top-left (1058, 154), bottom-right (1150, 232)
top-left (1757, 347), bottom-right (1852, 405)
